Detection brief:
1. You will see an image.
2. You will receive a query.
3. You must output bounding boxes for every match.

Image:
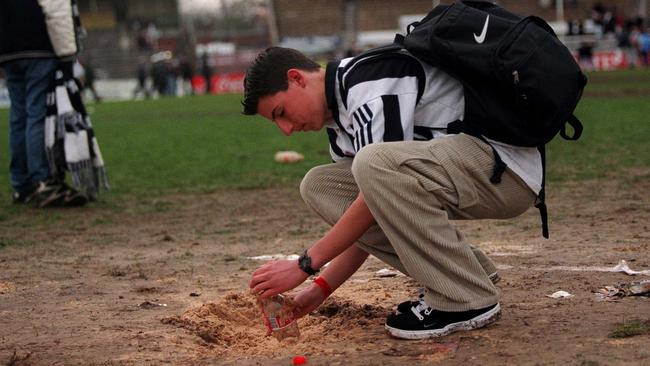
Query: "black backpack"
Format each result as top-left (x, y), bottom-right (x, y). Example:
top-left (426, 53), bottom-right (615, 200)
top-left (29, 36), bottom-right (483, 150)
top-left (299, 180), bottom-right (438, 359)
top-left (399, 0), bottom-right (587, 148)
top-left (350, 0), bottom-right (587, 237)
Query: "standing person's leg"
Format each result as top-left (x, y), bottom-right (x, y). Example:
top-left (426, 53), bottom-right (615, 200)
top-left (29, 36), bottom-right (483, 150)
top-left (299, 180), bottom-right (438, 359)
top-left (351, 135), bottom-right (535, 337)
top-left (3, 61), bottom-right (32, 197)
top-left (300, 160), bottom-right (499, 279)
top-left (89, 83), bottom-right (101, 102)
top-left (24, 59), bottom-right (58, 186)
top-left (15, 58), bottom-right (88, 208)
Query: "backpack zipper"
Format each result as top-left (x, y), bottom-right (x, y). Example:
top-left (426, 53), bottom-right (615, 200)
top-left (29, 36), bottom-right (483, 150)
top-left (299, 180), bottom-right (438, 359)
top-left (513, 70), bottom-right (528, 102)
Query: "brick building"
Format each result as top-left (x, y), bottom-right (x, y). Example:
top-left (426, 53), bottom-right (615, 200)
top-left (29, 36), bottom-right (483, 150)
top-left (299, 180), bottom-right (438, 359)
top-left (77, 0), bottom-right (179, 29)
top-left (273, 0), bottom-right (648, 45)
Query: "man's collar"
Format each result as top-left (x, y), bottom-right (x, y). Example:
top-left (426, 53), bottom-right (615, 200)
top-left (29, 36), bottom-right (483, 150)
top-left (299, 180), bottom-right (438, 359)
top-left (325, 61), bottom-right (340, 113)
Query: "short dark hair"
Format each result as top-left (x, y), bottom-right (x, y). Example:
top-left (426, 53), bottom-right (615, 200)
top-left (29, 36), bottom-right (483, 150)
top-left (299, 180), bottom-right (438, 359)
top-left (241, 47), bottom-right (320, 115)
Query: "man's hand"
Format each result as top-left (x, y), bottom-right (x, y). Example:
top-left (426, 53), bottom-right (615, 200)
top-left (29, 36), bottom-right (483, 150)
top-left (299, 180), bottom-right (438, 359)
top-left (290, 284), bottom-right (327, 318)
top-left (249, 259), bottom-right (309, 299)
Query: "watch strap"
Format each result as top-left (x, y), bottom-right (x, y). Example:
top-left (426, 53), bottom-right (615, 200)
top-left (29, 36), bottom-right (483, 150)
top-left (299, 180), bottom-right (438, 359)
top-left (298, 250), bottom-right (319, 276)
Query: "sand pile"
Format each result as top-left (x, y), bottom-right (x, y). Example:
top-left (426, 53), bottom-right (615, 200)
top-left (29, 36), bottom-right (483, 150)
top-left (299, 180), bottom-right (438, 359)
top-left (162, 291), bottom-right (390, 358)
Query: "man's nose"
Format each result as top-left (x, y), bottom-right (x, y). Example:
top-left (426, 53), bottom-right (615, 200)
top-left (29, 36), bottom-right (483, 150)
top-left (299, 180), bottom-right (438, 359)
top-left (276, 120), bottom-right (293, 136)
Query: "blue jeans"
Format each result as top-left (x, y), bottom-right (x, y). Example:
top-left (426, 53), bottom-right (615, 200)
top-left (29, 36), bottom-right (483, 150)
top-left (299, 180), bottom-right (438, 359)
top-left (2, 58), bottom-right (58, 194)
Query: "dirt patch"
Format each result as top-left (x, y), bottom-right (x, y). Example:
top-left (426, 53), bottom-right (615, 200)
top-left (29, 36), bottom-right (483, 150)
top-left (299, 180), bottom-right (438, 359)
top-left (584, 89), bottom-right (650, 97)
top-left (587, 73), bottom-right (650, 84)
top-left (1, 175), bottom-right (650, 365)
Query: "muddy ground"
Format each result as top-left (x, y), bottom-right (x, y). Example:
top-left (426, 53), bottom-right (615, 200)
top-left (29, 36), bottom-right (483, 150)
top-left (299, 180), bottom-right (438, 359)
top-left (1, 172), bottom-right (649, 365)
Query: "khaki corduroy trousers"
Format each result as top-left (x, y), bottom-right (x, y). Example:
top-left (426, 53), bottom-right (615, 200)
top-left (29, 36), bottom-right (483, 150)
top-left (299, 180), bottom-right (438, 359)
top-left (300, 134), bottom-right (535, 311)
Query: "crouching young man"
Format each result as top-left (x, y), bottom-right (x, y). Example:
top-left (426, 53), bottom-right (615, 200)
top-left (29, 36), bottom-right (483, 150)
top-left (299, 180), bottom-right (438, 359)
top-left (245, 47), bottom-right (540, 339)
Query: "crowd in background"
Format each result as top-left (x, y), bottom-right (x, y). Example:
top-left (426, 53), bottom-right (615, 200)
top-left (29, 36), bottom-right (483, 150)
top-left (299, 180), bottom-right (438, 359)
top-left (572, 2), bottom-right (650, 70)
top-left (131, 51), bottom-right (212, 99)
top-left (129, 18), bottom-right (214, 99)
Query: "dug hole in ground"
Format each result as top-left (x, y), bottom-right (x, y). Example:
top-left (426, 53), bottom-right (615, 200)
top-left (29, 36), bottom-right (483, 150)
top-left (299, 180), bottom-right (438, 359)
top-left (1, 172), bottom-right (649, 365)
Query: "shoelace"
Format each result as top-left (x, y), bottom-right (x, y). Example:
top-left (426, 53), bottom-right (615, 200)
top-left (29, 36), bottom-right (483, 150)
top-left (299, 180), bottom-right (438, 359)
top-left (410, 297), bottom-right (433, 321)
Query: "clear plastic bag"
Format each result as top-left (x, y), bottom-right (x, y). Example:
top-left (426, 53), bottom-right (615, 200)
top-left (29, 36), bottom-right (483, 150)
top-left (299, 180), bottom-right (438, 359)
top-left (257, 294), bottom-right (300, 341)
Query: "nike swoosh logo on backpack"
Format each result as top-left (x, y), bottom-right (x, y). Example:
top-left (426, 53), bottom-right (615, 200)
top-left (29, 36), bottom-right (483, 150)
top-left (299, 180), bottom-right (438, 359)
top-left (473, 15), bottom-right (490, 44)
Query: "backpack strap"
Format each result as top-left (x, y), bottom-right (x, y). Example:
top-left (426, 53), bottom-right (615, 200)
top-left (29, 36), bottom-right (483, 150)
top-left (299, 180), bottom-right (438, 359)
top-left (344, 41), bottom-right (403, 72)
top-left (535, 145), bottom-right (549, 238)
top-left (490, 150), bottom-right (508, 184)
top-left (478, 134), bottom-right (549, 238)
top-left (479, 139), bottom-right (507, 184)
top-left (560, 114), bottom-right (583, 141)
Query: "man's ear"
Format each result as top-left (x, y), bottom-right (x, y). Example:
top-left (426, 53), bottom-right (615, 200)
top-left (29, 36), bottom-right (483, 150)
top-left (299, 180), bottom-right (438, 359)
top-left (287, 69), bottom-right (306, 87)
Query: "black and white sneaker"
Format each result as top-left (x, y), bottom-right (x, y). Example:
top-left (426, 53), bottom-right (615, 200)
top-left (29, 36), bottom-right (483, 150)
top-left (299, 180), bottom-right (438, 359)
top-left (385, 298), bottom-right (501, 339)
top-left (396, 271), bottom-right (500, 314)
top-left (31, 180), bottom-right (88, 208)
top-left (12, 189), bottom-right (36, 204)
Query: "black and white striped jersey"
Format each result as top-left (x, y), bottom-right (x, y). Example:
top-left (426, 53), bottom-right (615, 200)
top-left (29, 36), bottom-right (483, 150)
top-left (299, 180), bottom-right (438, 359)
top-left (324, 50), bottom-right (464, 159)
top-left (323, 49), bottom-right (542, 194)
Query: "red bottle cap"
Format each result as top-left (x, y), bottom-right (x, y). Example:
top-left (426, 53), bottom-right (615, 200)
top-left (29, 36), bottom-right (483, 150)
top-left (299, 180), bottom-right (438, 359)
top-left (292, 355), bottom-right (306, 365)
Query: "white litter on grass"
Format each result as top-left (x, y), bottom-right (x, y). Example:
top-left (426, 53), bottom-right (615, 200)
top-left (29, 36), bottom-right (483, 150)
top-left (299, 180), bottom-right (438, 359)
top-left (609, 260), bottom-right (650, 275)
top-left (547, 290), bottom-right (574, 298)
top-left (274, 151), bottom-right (304, 164)
top-left (247, 254), bottom-right (300, 261)
top-left (137, 301), bottom-right (167, 308)
top-left (542, 260), bottom-right (650, 276)
top-left (375, 268), bottom-right (401, 278)
top-left (246, 254), bottom-right (331, 269)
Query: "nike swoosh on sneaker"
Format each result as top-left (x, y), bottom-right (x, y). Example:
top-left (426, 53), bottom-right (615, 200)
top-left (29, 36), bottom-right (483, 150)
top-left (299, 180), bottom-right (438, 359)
top-left (473, 15), bottom-right (490, 44)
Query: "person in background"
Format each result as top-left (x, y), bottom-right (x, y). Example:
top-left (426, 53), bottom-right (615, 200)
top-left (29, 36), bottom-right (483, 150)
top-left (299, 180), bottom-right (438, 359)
top-left (133, 58), bottom-right (150, 99)
top-left (577, 42), bottom-right (595, 72)
top-left (151, 57), bottom-right (168, 97)
top-left (200, 52), bottom-right (213, 94)
top-left (0, 0), bottom-right (88, 207)
top-left (82, 58), bottom-right (101, 102)
top-left (165, 56), bottom-right (177, 96)
top-left (618, 21), bottom-right (636, 69)
top-left (73, 57), bottom-right (100, 103)
top-left (178, 55), bottom-right (194, 96)
top-left (637, 27), bottom-right (650, 68)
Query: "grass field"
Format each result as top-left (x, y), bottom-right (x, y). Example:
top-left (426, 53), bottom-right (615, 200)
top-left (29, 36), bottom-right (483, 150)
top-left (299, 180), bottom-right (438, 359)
top-left (0, 94), bottom-right (329, 197)
top-left (0, 69), bottom-right (648, 203)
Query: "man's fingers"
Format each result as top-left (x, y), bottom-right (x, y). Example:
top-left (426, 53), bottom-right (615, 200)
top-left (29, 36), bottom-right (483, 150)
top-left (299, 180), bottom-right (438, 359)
top-left (249, 267), bottom-right (272, 288)
top-left (259, 287), bottom-right (281, 299)
top-left (250, 279), bottom-right (282, 299)
top-left (249, 261), bottom-right (279, 287)
top-left (250, 281), bottom-right (269, 294)
top-left (249, 275), bottom-right (263, 289)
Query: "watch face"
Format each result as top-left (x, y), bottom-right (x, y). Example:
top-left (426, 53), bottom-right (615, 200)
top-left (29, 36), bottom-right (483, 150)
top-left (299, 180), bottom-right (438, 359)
top-left (299, 253), bottom-right (316, 275)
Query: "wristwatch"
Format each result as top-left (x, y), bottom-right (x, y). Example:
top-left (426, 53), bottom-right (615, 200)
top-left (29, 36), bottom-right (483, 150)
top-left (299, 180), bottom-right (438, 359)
top-left (297, 250), bottom-right (319, 276)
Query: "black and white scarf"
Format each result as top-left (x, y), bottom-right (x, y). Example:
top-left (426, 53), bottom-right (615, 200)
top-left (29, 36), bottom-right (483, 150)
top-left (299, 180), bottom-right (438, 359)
top-left (45, 68), bottom-right (109, 199)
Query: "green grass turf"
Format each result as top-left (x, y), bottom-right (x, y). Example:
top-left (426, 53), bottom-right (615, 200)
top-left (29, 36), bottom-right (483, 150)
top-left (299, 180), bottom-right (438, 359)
top-left (546, 95), bottom-right (650, 181)
top-left (82, 94), bottom-right (331, 195)
top-left (0, 94), bottom-right (331, 198)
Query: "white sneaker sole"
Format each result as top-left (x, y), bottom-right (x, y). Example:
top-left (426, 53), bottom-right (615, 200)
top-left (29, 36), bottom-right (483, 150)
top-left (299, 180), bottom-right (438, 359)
top-left (385, 303), bottom-right (501, 340)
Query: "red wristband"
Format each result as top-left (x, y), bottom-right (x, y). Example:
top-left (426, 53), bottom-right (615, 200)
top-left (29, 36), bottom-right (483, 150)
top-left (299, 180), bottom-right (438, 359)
top-left (313, 277), bottom-right (333, 297)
